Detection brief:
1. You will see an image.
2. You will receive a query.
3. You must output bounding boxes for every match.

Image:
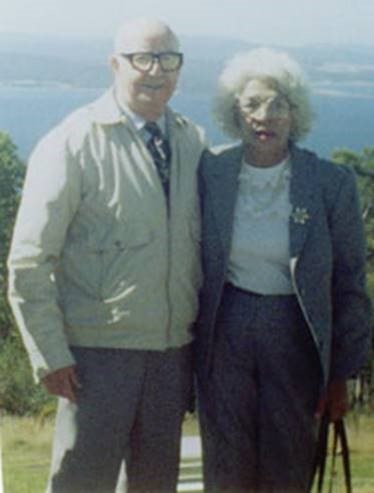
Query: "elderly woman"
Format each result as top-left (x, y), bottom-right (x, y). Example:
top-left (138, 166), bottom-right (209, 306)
top-left (195, 48), bottom-right (372, 493)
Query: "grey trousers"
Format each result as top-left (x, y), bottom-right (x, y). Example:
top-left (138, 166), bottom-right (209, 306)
top-left (198, 284), bottom-right (322, 493)
top-left (46, 345), bottom-right (193, 493)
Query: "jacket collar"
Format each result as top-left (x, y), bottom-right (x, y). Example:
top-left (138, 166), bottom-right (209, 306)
top-left (207, 144), bottom-right (243, 256)
top-left (88, 88), bottom-right (124, 125)
top-left (89, 88), bottom-right (186, 131)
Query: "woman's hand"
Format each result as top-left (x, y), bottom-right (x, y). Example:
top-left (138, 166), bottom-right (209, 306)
top-left (315, 379), bottom-right (349, 422)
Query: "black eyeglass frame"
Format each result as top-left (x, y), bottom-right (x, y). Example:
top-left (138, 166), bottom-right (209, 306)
top-left (119, 52), bottom-right (184, 73)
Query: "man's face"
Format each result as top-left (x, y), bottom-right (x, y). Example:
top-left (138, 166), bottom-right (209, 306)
top-left (112, 28), bottom-right (180, 120)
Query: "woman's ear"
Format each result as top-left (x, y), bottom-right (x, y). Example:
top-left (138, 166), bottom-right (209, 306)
top-left (233, 99), bottom-right (242, 130)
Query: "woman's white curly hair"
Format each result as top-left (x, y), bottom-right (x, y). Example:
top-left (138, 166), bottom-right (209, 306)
top-left (213, 47), bottom-right (314, 142)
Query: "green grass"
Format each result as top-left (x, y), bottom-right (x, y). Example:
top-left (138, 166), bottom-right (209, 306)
top-left (2, 415), bottom-right (53, 492)
top-left (347, 413), bottom-right (374, 492)
top-left (2, 413), bottom-right (374, 492)
top-left (309, 413), bottom-right (374, 492)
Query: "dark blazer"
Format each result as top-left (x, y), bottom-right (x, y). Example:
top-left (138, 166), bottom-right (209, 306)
top-left (196, 144), bottom-right (372, 387)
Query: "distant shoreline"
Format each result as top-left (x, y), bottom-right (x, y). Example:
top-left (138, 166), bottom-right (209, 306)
top-left (0, 80), bottom-right (105, 90)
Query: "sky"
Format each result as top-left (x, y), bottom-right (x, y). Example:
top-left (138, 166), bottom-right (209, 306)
top-left (1, 0), bottom-right (374, 47)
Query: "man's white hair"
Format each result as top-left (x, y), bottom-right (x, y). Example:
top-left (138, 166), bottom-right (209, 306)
top-left (114, 17), bottom-right (179, 53)
top-left (213, 47), bottom-right (313, 142)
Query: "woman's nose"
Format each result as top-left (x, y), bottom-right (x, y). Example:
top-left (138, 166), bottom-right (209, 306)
top-left (253, 102), bottom-right (273, 120)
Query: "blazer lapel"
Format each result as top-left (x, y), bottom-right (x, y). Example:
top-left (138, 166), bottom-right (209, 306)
top-left (289, 147), bottom-right (317, 258)
top-left (207, 145), bottom-right (243, 257)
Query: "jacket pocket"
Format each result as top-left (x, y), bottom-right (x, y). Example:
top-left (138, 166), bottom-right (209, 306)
top-left (99, 226), bottom-right (154, 301)
top-left (59, 243), bottom-right (104, 299)
top-left (59, 224), bottom-right (154, 303)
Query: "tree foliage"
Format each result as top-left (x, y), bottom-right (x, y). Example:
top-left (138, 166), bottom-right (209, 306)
top-left (0, 132), bottom-right (25, 338)
top-left (331, 147), bottom-right (374, 298)
top-left (0, 133), bottom-right (50, 415)
top-left (332, 148), bottom-right (374, 409)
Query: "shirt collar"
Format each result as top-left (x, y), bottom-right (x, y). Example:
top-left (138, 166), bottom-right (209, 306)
top-left (121, 105), bottom-right (166, 135)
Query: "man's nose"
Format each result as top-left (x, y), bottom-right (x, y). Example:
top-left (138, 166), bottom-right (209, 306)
top-left (149, 59), bottom-right (163, 75)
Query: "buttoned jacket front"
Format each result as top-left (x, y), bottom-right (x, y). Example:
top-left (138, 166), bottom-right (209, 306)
top-left (196, 144), bottom-right (372, 387)
top-left (8, 90), bottom-right (207, 380)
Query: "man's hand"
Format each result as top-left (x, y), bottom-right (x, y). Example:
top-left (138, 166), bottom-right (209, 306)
top-left (42, 365), bottom-right (81, 403)
top-left (315, 379), bottom-right (349, 422)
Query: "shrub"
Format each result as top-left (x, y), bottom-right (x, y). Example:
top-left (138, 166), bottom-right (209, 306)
top-left (0, 333), bottom-right (54, 415)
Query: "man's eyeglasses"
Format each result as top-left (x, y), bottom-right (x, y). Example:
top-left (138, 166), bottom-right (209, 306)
top-left (119, 52), bottom-right (184, 73)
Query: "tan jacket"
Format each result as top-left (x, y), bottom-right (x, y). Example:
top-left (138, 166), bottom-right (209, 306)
top-left (8, 90), bottom-right (207, 381)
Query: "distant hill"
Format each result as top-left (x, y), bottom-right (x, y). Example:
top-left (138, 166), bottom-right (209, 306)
top-left (1, 33), bottom-right (373, 161)
top-left (1, 32), bottom-right (374, 95)
top-left (0, 32), bottom-right (252, 90)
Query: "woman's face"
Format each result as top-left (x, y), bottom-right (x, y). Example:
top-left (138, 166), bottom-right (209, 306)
top-left (236, 78), bottom-right (292, 166)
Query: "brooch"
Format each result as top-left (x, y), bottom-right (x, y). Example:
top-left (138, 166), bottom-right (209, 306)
top-left (291, 207), bottom-right (310, 225)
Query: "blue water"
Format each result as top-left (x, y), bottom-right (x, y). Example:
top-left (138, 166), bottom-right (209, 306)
top-left (0, 85), bottom-right (373, 160)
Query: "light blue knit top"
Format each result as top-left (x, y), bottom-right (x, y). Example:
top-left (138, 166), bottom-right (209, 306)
top-left (227, 157), bottom-right (294, 295)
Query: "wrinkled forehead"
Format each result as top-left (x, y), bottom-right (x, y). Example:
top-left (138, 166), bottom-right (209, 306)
top-left (115, 25), bottom-right (179, 53)
top-left (239, 77), bottom-right (285, 100)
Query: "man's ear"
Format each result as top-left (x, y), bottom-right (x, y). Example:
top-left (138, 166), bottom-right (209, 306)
top-left (110, 55), bottom-right (119, 73)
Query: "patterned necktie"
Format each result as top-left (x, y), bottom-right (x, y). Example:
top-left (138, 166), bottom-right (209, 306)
top-left (144, 122), bottom-right (171, 198)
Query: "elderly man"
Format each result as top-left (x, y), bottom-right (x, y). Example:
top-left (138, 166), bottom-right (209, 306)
top-left (8, 18), bottom-right (206, 493)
